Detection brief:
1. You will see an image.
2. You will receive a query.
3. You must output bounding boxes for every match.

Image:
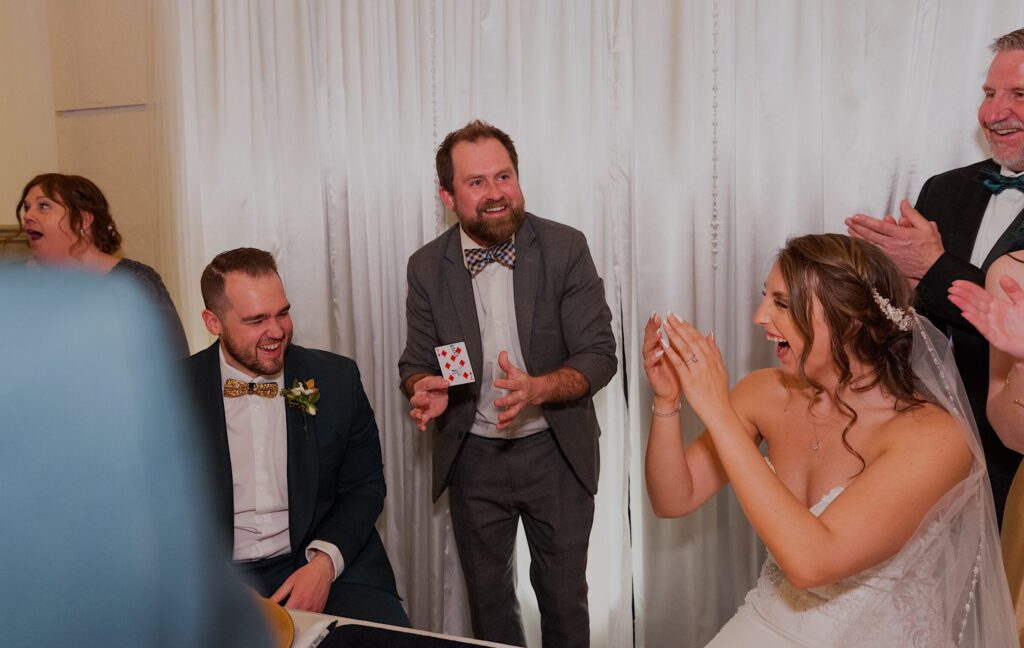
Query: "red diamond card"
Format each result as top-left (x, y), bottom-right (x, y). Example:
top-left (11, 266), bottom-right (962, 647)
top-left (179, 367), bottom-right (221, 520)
top-left (434, 342), bottom-right (476, 385)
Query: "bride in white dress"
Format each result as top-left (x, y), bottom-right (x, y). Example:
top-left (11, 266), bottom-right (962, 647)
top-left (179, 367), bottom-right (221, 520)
top-left (644, 234), bottom-right (1016, 647)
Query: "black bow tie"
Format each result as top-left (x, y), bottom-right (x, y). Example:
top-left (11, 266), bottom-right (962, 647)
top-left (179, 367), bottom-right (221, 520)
top-left (464, 239), bottom-right (516, 277)
top-left (979, 168), bottom-right (1024, 194)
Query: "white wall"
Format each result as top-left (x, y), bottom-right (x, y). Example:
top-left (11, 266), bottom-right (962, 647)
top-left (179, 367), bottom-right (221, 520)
top-left (1, 0), bottom-right (165, 273)
top-left (0, 1), bottom-right (59, 226)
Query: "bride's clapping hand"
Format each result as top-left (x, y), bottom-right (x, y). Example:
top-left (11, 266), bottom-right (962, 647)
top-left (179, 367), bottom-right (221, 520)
top-left (663, 313), bottom-right (731, 423)
top-left (643, 313), bottom-right (681, 408)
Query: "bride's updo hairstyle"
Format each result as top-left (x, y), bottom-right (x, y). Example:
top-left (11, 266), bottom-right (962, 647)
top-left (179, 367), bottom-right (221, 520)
top-left (776, 234), bottom-right (925, 465)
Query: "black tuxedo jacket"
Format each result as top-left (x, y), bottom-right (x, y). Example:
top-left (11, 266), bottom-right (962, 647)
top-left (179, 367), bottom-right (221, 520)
top-left (399, 213), bottom-right (618, 501)
top-left (915, 159), bottom-right (1024, 519)
top-left (184, 342), bottom-right (398, 595)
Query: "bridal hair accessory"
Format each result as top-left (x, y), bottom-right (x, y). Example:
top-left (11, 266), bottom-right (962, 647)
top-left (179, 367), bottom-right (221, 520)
top-left (871, 288), bottom-right (914, 331)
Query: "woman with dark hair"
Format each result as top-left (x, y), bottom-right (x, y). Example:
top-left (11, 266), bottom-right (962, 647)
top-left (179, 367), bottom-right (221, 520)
top-left (17, 173), bottom-right (188, 356)
top-left (645, 233), bottom-right (1014, 646)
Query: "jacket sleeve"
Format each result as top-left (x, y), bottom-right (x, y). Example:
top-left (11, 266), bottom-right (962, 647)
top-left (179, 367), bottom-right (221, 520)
top-left (398, 256), bottom-right (442, 393)
top-left (914, 176), bottom-right (987, 334)
top-left (311, 360), bottom-right (386, 565)
top-left (557, 231), bottom-right (617, 395)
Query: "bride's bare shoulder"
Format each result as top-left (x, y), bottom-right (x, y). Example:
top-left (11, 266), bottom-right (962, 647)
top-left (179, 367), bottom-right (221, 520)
top-left (884, 402), bottom-right (973, 461)
top-left (732, 368), bottom-right (800, 410)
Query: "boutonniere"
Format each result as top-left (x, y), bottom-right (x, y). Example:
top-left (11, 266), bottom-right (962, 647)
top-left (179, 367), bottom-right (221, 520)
top-left (283, 378), bottom-right (320, 438)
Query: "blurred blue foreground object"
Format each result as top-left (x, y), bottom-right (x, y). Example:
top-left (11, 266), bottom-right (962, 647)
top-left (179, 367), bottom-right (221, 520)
top-left (0, 267), bottom-right (270, 648)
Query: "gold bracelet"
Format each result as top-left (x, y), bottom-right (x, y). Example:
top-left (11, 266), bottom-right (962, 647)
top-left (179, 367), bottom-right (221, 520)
top-left (651, 401), bottom-right (681, 418)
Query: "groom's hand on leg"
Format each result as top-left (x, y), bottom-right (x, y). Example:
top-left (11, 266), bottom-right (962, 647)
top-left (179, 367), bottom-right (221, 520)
top-left (270, 551), bottom-right (334, 613)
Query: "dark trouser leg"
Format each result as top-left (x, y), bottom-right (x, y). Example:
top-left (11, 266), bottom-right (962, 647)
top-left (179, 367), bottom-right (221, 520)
top-left (238, 555), bottom-right (409, 628)
top-left (324, 583), bottom-right (410, 627)
top-left (514, 431), bottom-right (594, 648)
top-left (449, 435), bottom-right (526, 647)
top-left (236, 554), bottom-right (294, 597)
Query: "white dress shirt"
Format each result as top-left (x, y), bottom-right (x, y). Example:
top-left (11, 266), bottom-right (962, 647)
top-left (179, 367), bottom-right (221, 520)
top-left (971, 166), bottom-right (1024, 267)
top-left (220, 348), bottom-right (344, 579)
top-left (461, 227), bottom-right (550, 439)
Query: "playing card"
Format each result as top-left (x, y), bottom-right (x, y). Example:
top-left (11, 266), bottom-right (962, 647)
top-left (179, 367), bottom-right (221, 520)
top-left (435, 342), bottom-right (476, 385)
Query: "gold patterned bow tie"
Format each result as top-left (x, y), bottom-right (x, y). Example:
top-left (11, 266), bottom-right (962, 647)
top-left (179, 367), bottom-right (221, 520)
top-left (223, 377), bottom-right (279, 398)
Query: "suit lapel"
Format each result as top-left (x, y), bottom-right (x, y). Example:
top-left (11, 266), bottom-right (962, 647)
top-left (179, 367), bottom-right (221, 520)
top-left (284, 346), bottom-right (319, 552)
top-left (983, 207), bottom-right (1024, 270)
top-left (513, 215), bottom-right (539, 368)
top-left (443, 229), bottom-right (484, 388)
top-left (978, 160), bottom-right (1024, 269)
top-left (195, 343), bottom-right (235, 538)
top-left (947, 160), bottom-right (999, 262)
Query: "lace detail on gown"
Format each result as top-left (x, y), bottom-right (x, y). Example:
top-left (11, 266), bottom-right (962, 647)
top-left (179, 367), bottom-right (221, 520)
top-left (707, 477), bottom-right (951, 647)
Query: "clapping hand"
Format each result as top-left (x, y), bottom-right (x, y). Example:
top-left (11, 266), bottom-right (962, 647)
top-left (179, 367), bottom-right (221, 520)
top-left (660, 313), bottom-right (731, 425)
top-left (949, 277), bottom-right (1024, 360)
top-left (642, 313), bottom-right (681, 409)
top-left (845, 200), bottom-right (943, 285)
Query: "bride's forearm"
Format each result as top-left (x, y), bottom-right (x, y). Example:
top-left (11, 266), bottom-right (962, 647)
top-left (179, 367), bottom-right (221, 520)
top-left (705, 411), bottom-right (836, 588)
top-left (645, 398), bottom-right (698, 517)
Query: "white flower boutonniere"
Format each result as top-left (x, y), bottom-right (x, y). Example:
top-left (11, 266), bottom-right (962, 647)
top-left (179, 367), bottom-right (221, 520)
top-left (283, 378), bottom-right (320, 438)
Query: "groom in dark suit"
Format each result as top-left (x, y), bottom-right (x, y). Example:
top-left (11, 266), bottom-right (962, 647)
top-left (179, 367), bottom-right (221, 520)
top-left (399, 121), bottom-right (617, 647)
top-left (184, 247), bottom-right (408, 625)
top-left (846, 27), bottom-right (1024, 522)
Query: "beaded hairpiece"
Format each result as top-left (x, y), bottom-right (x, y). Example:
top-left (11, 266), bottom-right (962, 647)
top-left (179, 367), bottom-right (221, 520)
top-left (871, 288), bottom-right (915, 331)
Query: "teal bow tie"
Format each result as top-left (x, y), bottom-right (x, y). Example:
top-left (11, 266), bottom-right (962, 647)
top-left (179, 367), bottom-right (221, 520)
top-left (979, 168), bottom-right (1024, 194)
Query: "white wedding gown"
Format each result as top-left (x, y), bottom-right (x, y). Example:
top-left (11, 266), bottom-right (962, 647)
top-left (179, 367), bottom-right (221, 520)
top-left (706, 485), bottom-right (955, 647)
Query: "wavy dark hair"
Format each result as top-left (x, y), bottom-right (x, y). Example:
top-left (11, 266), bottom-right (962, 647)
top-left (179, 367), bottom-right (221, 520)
top-left (16, 173), bottom-right (122, 255)
top-left (776, 234), bottom-right (925, 471)
top-left (435, 119), bottom-right (519, 194)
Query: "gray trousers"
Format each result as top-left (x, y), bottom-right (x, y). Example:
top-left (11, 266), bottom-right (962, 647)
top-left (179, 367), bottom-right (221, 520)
top-left (449, 430), bottom-right (595, 648)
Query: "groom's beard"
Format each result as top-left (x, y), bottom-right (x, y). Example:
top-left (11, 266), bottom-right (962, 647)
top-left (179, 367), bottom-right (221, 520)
top-left (457, 200), bottom-right (525, 247)
top-left (221, 330), bottom-right (289, 376)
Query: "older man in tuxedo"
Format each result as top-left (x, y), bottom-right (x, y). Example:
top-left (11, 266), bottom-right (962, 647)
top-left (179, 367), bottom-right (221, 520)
top-left (184, 247), bottom-right (407, 625)
top-left (847, 27), bottom-right (1024, 522)
top-left (399, 120), bottom-right (617, 647)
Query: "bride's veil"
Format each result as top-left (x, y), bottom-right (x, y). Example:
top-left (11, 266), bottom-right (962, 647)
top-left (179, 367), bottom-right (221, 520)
top-left (834, 314), bottom-right (1016, 647)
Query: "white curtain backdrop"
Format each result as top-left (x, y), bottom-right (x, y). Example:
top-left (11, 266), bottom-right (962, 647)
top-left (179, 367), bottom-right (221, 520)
top-left (149, 2), bottom-right (1023, 646)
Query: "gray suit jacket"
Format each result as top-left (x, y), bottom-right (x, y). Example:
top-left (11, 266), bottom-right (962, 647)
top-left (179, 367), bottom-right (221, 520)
top-left (399, 213), bottom-right (617, 500)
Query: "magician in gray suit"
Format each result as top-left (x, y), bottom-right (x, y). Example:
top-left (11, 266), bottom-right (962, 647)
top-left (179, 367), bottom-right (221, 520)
top-left (184, 248), bottom-right (408, 626)
top-left (399, 120), bottom-right (617, 648)
top-left (846, 27), bottom-right (1024, 523)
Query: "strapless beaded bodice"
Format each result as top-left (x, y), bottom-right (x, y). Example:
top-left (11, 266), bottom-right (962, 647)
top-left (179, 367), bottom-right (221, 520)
top-left (741, 486), bottom-right (950, 647)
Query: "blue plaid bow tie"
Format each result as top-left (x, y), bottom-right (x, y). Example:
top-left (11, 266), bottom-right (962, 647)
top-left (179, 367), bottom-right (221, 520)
top-left (979, 168), bottom-right (1024, 194)
top-left (464, 239), bottom-right (516, 277)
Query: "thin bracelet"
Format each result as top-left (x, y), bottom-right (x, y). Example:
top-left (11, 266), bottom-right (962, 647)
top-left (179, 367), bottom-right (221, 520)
top-left (651, 401), bottom-right (681, 418)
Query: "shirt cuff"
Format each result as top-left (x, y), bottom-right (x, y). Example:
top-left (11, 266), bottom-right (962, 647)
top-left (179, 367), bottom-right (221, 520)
top-left (305, 541), bottom-right (345, 581)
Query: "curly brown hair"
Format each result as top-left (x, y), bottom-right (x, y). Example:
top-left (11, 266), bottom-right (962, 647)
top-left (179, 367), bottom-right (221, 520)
top-left (776, 234), bottom-right (925, 470)
top-left (435, 120), bottom-right (519, 194)
top-left (16, 173), bottom-right (122, 255)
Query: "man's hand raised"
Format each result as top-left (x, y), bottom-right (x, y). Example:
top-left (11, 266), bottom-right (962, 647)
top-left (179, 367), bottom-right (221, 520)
top-left (408, 375), bottom-right (450, 431)
top-left (845, 199), bottom-right (943, 284)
